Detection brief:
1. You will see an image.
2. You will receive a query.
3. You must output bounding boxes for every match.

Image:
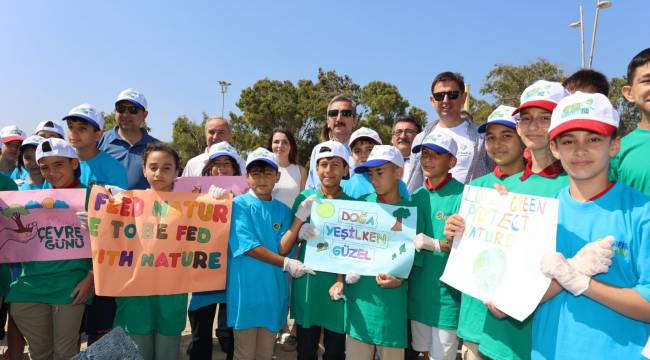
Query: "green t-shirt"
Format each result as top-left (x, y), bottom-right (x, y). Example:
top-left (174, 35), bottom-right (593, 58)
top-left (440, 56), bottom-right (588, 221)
top-left (407, 177), bottom-right (463, 329)
top-left (6, 183), bottom-right (92, 304)
top-left (290, 188), bottom-right (353, 334)
top-left (345, 193), bottom-right (427, 348)
top-left (478, 171), bottom-right (568, 360)
top-left (610, 128), bottom-right (650, 195)
top-left (0, 174), bottom-right (18, 298)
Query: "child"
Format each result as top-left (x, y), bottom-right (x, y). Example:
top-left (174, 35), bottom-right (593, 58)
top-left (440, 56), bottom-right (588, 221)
top-left (187, 141), bottom-right (243, 360)
top-left (333, 145), bottom-right (428, 360)
top-left (7, 138), bottom-right (93, 360)
top-left (35, 120), bottom-right (65, 139)
top-left (408, 132), bottom-right (463, 360)
top-left (226, 147), bottom-right (314, 359)
top-left (611, 48), bottom-right (650, 195)
top-left (533, 91), bottom-right (650, 359)
top-left (0, 173), bottom-right (18, 304)
top-left (0, 126), bottom-right (26, 178)
top-left (562, 69), bottom-right (610, 96)
top-left (112, 142), bottom-right (188, 360)
top-left (15, 135), bottom-right (46, 190)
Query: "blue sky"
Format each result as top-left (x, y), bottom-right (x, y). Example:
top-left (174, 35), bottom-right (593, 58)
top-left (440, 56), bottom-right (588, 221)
top-left (1, 0), bottom-right (645, 141)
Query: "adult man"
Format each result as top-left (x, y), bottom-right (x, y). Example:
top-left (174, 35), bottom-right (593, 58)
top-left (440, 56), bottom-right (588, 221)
top-left (305, 95), bottom-right (356, 189)
top-left (182, 117), bottom-right (233, 176)
top-left (98, 88), bottom-right (159, 190)
top-left (407, 72), bottom-right (491, 192)
top-left (391, 116), bottom-right (421, 184)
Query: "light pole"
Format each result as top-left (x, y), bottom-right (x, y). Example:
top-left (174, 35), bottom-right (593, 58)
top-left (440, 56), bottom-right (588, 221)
top-left (218, 80), bottom-right (232, 119)
top-left (588, 0), bottom-right (613, 68)
top-left (569, 5), bottom-right (585, 68)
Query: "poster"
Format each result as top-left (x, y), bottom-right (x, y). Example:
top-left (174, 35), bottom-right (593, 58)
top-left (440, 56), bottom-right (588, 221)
top-left (304, 198), bottom-right (416, 278)
top-left (0, 189), bottom-right (90, 263)
top-left (88, 186), bottom-right (232, 296)
top-left (174, 176), bottom-right (248, 195)
top-left (440, 185), bottom-right (558, 321)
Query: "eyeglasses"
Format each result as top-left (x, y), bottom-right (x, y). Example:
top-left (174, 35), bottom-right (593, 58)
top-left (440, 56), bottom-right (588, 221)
top-left (392, 129), bottom-right (418, 137)
top-left (327, 109), bottom-right (354, 118)
top-left (116, 105), bottom-right (142, 115)
top-left (432, 91), bottom-right (461, 101)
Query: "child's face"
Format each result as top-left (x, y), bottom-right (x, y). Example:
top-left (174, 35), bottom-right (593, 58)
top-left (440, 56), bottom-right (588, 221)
top-left (367, 163), bottom-right (402, 196)
top-left (246, 165), bottom-right (279, 199)
top-left (22, 147), bottom-right (39, 171)
top-left (38, 156), bottom-right (79, 188)
top-left (143, 151), bottom-right (178, 191)
top-left (1, 140), bottom-right (21, 162)
top-left (485, 124), bottom-right (525, 167)
top-left (516, 107), bottom-right (552, 151)
top-left (67, 120), bottom-right (101, 150)
top-left (317, 157), bottom-right (347, 188)
top-left (351, 141), bottom-right (374, 164)
top-left (210, 155), bottom-right (236, 176)
top-left (36, 130), bottom-right (62, 139)
top-left (550, 131), bottom-right (619, 182)
top-left (420, 147), bottom-right (455, 179)
top-left (623, 62), bottom-right (650, 116)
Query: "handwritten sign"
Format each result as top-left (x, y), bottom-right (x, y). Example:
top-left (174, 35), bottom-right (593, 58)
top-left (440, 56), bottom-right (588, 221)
top-left (440, 185), bottom-right (558, 321)
top-left (304, 199), bottom-right (416, 278)
top-left (0, 189), bottom-right (90, 263)
top-left (174, 176), bottom-right (249, 195)
top-left (88, 186), bottom-right (232, 296)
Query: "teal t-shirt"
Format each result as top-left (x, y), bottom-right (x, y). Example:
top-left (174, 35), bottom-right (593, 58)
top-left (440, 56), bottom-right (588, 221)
top-left (341, 173), bottom-right (410, 199)
top-left (610, 127), bottom-right (650, 195)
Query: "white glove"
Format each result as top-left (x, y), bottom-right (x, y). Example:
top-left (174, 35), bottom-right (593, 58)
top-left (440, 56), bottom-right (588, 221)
top-left (295, 194), bottom-right (317, 222)
top-left (105, 185), bottom-right (126, 196)
top-left (413, 233), bottom-right (442, 252)
top-left (332, 290), bottom-right (347, 301)
top-left (76, 211), bottom-right (88, 231)
top-left (541, 252), bottom-right (590, 296)
top-left (208, 185), bottom-right (228, 199)
top-left (345, 272), bottom-right (360, 284)
top-left (298, 223), bottom-right (320, 241)
top-left (569, 236), bottom-right (614, 276)
top-left (282, 257), bottom-right (316, 278)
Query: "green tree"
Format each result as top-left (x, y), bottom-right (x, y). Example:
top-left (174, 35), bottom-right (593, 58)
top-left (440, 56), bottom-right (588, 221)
top-left (391, 208), bottom-right (411, 231)
top-left (609, 76), bottom-right (639, 136)
top-left (1, 204), bottom-right (30, 232)
top-left (468, 95), bottom-right (495, 125)
top-left (172, 114), bottom-right (207, 167)
top-left (358, 81), bottom-right (410, 142)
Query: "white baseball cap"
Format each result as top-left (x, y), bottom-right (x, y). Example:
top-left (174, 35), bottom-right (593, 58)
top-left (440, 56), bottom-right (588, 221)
top-left (513, 80), bottom-right (569, 115)
top-left (35, 120), bottom-right (65, 138)
top-left (549, 91), bottom-right (619, 140)
top-left (314, 140), bottom-right (351, 165)
top-left (208, 142), bottom-right (243, 168)
top-left (350, 127), bottom-right (382, 147)
top-left (115, 88), bottom-right (148, 110)
top-left (412, 131), bottom-right (458, 156)
top-left (62, 104), bottom-right (105, 130)
top-left (354, 145), bottom-right (404, 173)
top-left (20, 135), bottom-right (45, 150)
top-left (0, 126), bottom-right (26, 143)
top-left (245, 147), bottom-right (278, 170)
top-left (36, 138), bottom-right (78, 162)
top-left (478, 105), bottom-right (518, 133)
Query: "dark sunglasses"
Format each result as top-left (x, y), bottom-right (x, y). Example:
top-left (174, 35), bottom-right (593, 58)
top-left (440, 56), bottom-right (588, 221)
top-left (432, 91), bottom-right (460, 101)
top-left (327, 109), bottom-right (354, 118)
top-left (116, 105), bottom-right (142, 115)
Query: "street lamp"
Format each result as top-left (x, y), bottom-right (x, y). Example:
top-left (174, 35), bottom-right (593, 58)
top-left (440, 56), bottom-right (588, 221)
top-left (569, 6), bottom-right (585, 68)
top-left (588, 1), bottom-right (613, 68)
top-left (218, 80), bottom-right (232, 119)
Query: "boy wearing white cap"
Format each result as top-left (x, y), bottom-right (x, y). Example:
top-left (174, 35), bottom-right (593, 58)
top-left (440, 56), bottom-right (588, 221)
top-left (0, 125), bottom-right (26, 178)
top-left (226, 148), bottom-right (315, 359)
top-left (7, 138), bottom-right (93, 360)
top-left (532, 91), bottom-right (650, 359)
top-left (35, 120), bottom-right (65, 139)
top-left (408, 132), bottom-right (464, 360)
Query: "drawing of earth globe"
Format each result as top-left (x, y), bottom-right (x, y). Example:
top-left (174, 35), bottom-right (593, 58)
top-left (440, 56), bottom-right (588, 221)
top-left (316, 202), bottom-right (335, 218)
top-left (472, 248), bottom-right (507, 294)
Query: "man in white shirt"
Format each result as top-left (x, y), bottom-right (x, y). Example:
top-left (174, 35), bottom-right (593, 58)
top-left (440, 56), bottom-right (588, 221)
top-left (391, 115), bottom-right (421, 184)
top-left (182, 117), bottom-right (233, 176)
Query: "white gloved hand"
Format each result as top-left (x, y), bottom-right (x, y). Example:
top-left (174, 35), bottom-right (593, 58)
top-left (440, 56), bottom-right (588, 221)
top-left (413, 233), bottom-right (442, 252)
top-left (298, 223), bottom-right (320, 241)
top-left (295, 194), bottom-right (317, 222)
top-left (345, 272), bottom-right (360, 284)
top-left (541, 252), bottom-right (590, 296)
top-left (282, 257), bottom-right (316, 278)
top-left (105, 185), bottom-right (126, 196)
top-left (76, 211), bottom-right (88, 231)
top-left (208, 185), bottom-right (229, 199)
top-left (569, 236), bottom-right (614, 276)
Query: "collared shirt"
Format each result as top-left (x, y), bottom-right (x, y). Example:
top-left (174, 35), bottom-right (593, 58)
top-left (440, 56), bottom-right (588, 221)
top-left (401, 157), bottom-right (412, 183)
top-left (519, 159), bottom-right (564, 181)
top-left (98, 127), bottom-right (159, 190)
top-left (424, 173), bottom-right (452, 191)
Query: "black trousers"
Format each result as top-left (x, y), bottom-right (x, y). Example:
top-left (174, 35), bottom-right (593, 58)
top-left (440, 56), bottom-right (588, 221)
top-left (85, 296), bottom-right (116, 345)
top-left (187, 303), bottom-right (233, 360)
top-left (296, 324), bottom-right (345, 360)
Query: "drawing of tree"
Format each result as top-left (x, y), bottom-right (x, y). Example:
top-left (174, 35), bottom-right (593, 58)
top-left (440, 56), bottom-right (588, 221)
top-left (391, 208), bottom-right (411, 231)
top-left (1, 205), bottom-right (33, 233)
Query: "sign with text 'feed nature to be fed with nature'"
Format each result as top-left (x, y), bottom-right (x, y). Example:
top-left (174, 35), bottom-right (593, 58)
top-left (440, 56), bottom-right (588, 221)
top-left (88, 185), bottom-right (232, 296)
top-left (0, 189), bottom-right (90, 263)
top-left (440, 185), bottom-right (558, 321)
top-left (305, 198), bottom-right (416, 279)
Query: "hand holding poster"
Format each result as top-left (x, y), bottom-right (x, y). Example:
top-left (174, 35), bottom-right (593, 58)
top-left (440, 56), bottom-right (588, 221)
top-left (0, 189), bottom-right (90, 263)
top-left (440, 185), bottom-right (558, 321)
top-left (304, 198), bottom-right (416, 278)
top-left (88, 186), bottom-right (232, 296)
top-left (174, 176), bottom-right (249, 195)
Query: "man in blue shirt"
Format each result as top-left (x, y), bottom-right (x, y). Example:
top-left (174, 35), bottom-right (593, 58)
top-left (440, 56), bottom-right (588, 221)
top-left (98, 88), bottom-right (159, 190)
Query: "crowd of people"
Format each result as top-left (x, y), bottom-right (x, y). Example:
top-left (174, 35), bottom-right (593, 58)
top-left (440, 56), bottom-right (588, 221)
top-left (0, 47), bottom-right (648, 360)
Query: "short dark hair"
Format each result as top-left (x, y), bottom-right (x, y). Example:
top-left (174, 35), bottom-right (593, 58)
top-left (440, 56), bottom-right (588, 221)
top-left (431, 72), bottom-right (465, 95)
top-left (201, 156), bottom-right (242, 176)
top-left (266, 128), bottom-right (298, 164)
top-left (562, 69), bottom-right (610, 96)
top-left (66, 117), bottom-right (102, 132)
top-left (627, 48), bottom-right (650, 84)
top-left (143, 142), bottom-right (180, 171)
top-left (393, 115), bottom-right (422, 133)
top-left (246, 161), bottom-right (277, 173)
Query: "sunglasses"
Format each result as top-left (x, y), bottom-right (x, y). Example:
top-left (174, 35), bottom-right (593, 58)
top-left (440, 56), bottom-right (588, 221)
top-left (116, 105), bottom-right (142, 115)
top-left (432, 91), bottom-right (461, 101)
top-left (327, 109), bottom-right (354, 118)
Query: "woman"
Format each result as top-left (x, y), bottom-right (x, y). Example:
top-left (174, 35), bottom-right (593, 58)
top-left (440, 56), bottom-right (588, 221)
top-left (266, 129), bottom-right (306, 208)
